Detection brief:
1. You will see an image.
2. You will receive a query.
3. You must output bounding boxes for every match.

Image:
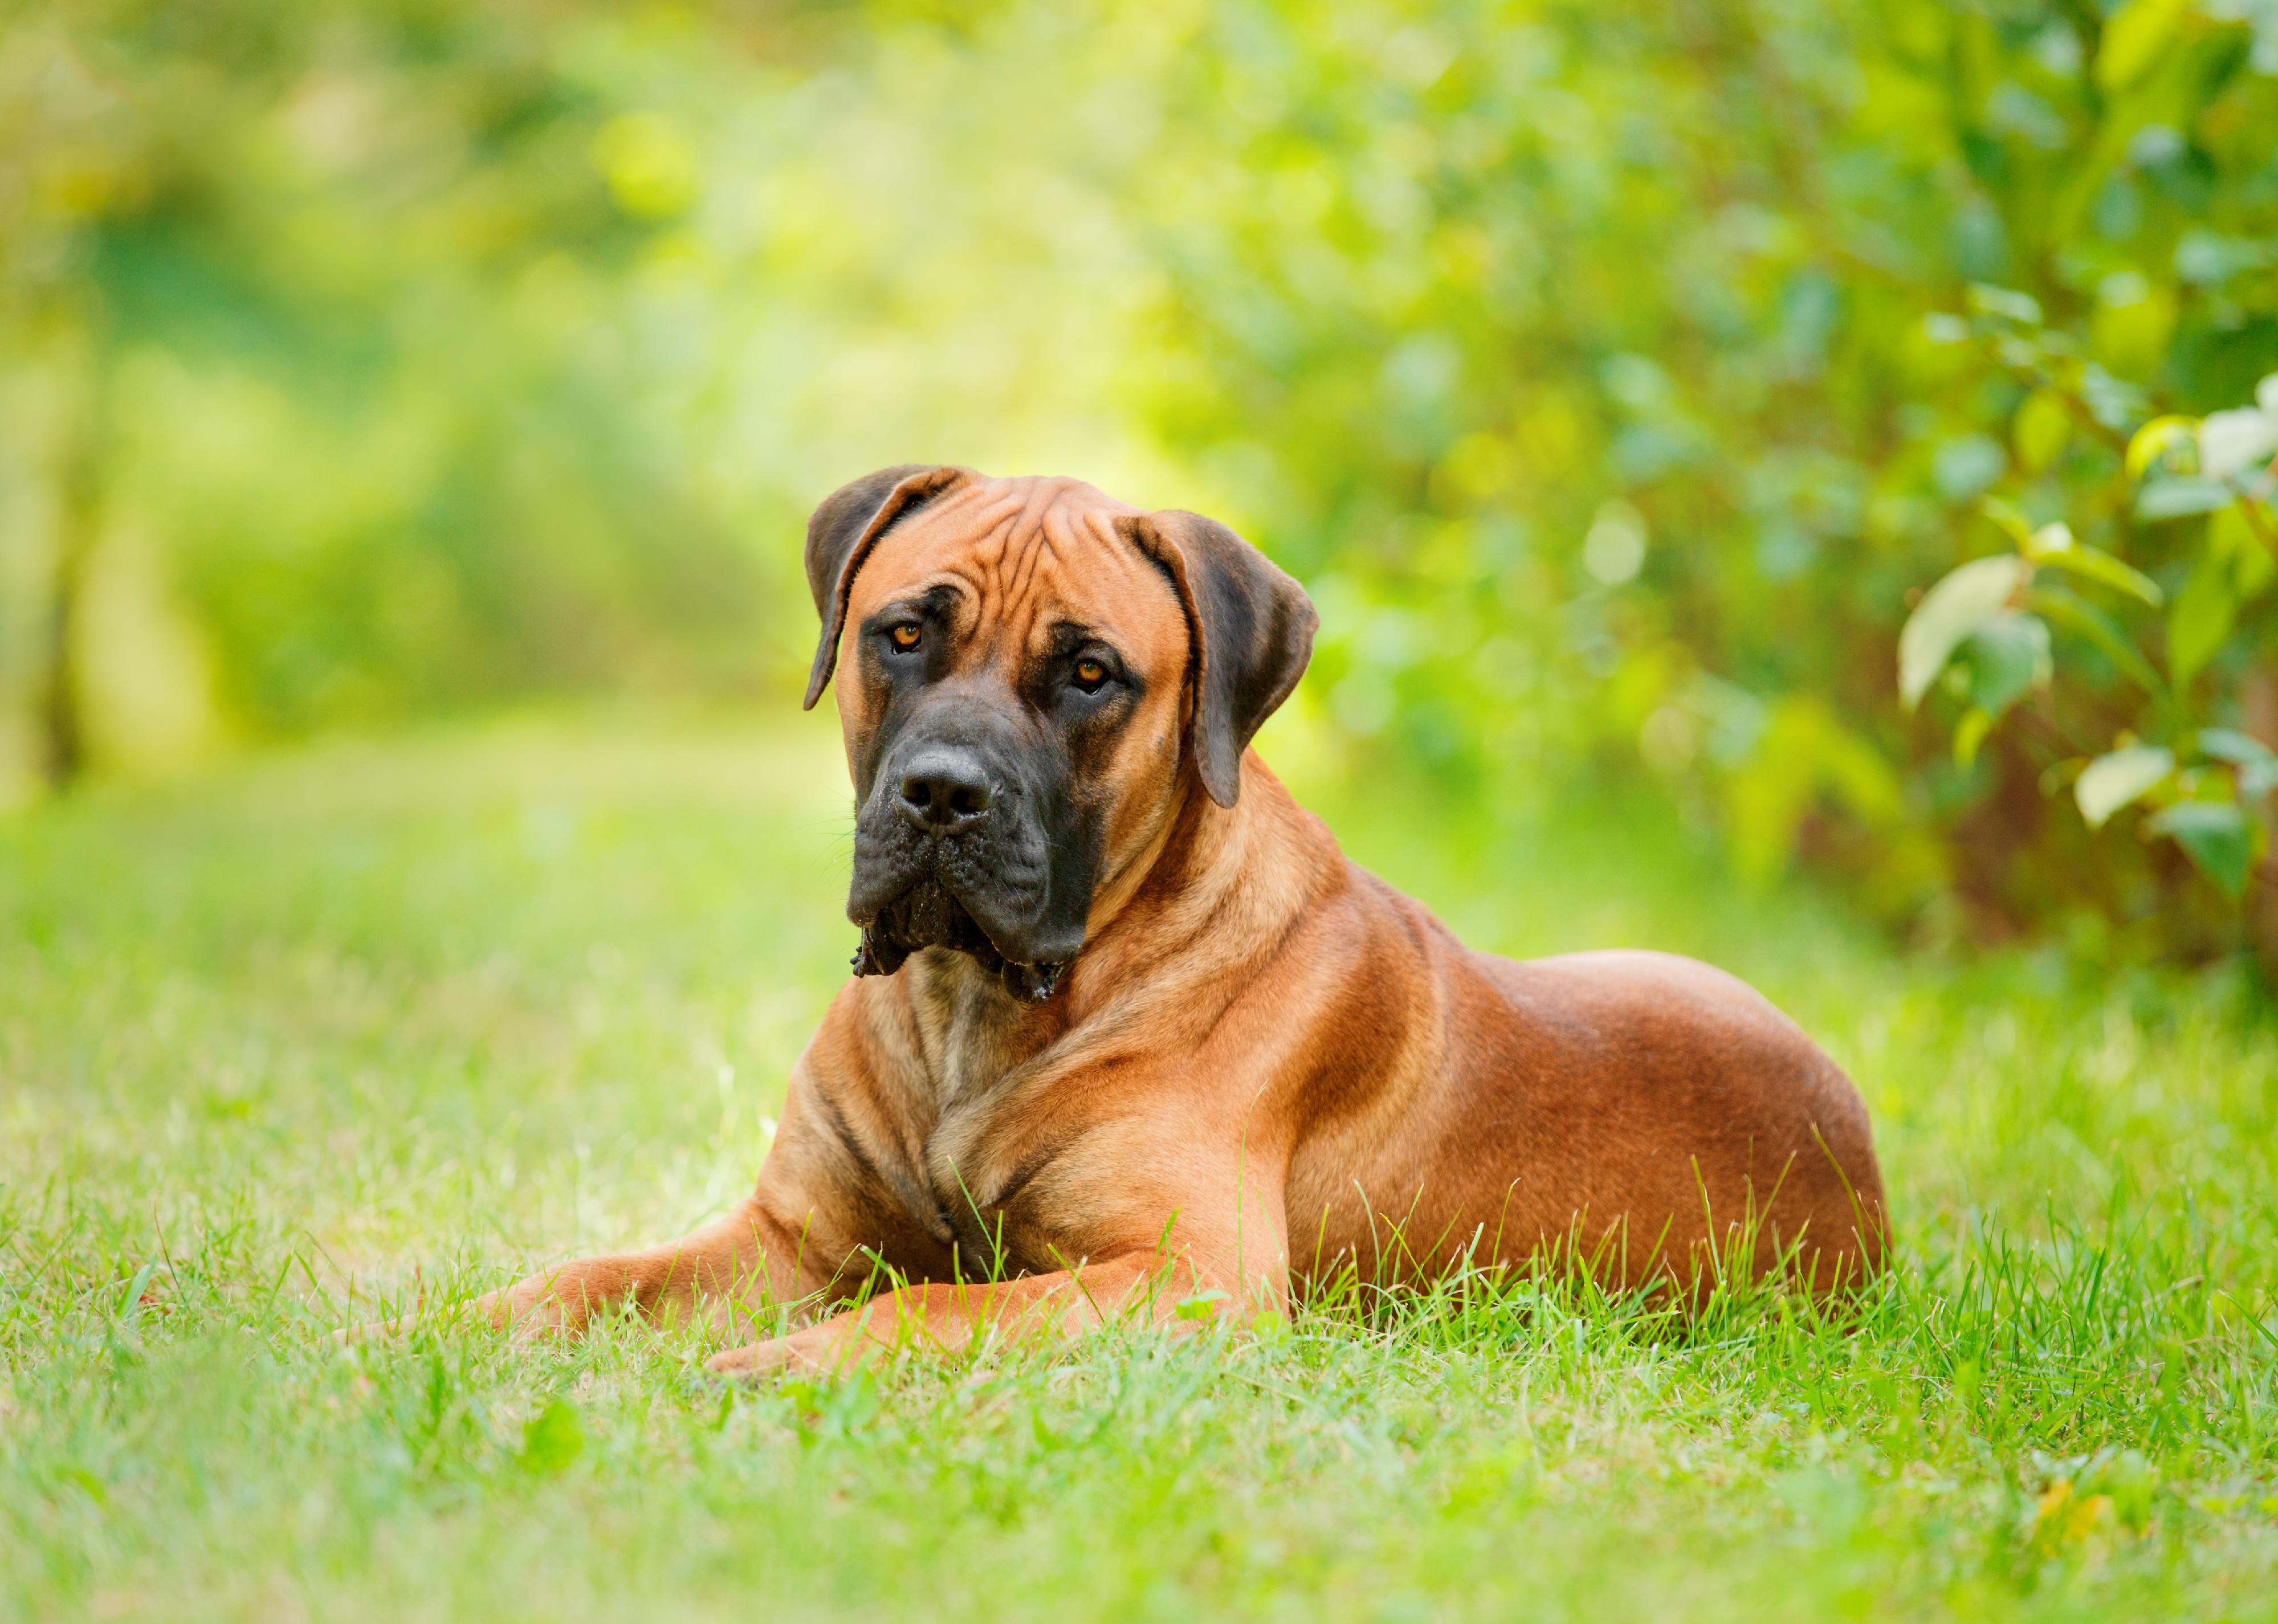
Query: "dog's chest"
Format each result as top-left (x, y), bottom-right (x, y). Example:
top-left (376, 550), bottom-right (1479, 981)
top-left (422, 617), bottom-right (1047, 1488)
top-left (895, 954), bottom-right (1095, 1278)
top-left (908, 1091), bottom-right (1065, 1279)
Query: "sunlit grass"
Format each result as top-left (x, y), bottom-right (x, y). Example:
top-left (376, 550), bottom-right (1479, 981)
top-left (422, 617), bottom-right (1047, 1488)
top-left (3, 709), bottom-right (2275, 1621)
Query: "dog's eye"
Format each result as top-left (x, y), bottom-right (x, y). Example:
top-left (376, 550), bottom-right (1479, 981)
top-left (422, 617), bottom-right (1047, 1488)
top-left (1072, 658), bottom-right (1107, 693)
top-left (889, 623), bottom-right (922, 651)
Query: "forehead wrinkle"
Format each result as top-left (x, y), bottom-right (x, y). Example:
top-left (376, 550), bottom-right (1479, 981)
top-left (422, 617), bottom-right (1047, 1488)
top-left (1014, 503), bottom-right (1114, 656)
top-left (1003, 526), bottom-right (1048, 610)
top-left (997, 487), bottom-right (1067, 611)
top-left (977, 525), bottom-right (1023, 652)
top-left (906, 504), bottom-right (1014, 649)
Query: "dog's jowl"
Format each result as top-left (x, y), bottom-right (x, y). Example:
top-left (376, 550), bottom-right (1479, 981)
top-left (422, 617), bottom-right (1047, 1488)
top-left (472, 467), bottom-right (1888, 1374)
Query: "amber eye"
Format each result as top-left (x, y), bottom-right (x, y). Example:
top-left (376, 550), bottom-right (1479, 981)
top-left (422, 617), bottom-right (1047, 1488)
top-left (889, 623), bottom-right (922, 651)
top-left (1073, 658), bottom-right (1107, 692)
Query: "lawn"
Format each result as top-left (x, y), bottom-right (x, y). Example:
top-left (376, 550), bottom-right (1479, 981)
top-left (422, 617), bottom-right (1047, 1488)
top-left (3, 709), bottom-right (2275, 1622)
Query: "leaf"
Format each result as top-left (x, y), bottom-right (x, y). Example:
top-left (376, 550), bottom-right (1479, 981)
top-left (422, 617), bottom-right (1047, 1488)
top-left (1174, 1288), bottom-right (1232, 1321)
top-left (2126, 415), bottom-right (2198, 481)
top-left (1900, 554), bottom-right (2031, 709)
top-left (2082, 365), bottom-right (2149, 434)
top-left (1965, 284), bottom-right (2043, 325)
top-left (1979, 496), bottom-right (2036, 551)
top-left (2023, 527), bottom-right (2163, 605)
top-left (2136, 479), bottom-right (2236, 521)
top-left (1955, 705), bottom-right (1996, 768)
top-left (2076, 745), bottom-right (2174, 828)
top-left (2014, 389), bottom-right (2072, 474)
top-left (2167, 558), bottom-right (2238, 685)
top-left (116, 1261), bottom-right (158, 1339)
top-left (2211, 503), bottom-right (2276, 595)
top-left (2146, 801), bottom-right (2257, 899)
top-left (2093, 282), bottom-right (2178, 376)
top-left (2026, 585), bottom-right (2163, 694)
top-left (1963, 613), bottom-right (2051, 715)
top-left (2197, 728), bottom-right (2275, 766)
top-left (1934, 435), bottom-right (2007, 501)
top-left (519, 1399), bottom-right (585, 1475)
top-left (2199, 407), bottom-right (2278, 483)
top-left (2097, 0), bottom-right (2190, 92)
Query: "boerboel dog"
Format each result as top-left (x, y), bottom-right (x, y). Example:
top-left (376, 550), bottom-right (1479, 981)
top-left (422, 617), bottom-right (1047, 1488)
top-left (470, 467), bottom-right (1886, 1374)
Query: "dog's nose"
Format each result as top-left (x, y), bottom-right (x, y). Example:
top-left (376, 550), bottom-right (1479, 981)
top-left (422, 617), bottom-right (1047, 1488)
top-left (896, 751), bottom-right (995, 832)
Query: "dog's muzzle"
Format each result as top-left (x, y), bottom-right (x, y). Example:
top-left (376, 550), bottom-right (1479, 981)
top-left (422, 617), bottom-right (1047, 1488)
top-left (847, 741), bottom-right (1077, 1002)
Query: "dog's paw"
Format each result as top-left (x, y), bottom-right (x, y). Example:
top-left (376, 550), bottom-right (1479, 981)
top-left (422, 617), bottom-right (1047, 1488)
top-left (703, 1325), bottom-right (865, 1381)
top-left (477, 1284), bottom-right (545, 1335)
top-left (703, 1336), bottom-right (806, 1380)
top-left (479, 1279), bottom-right (599, 1339)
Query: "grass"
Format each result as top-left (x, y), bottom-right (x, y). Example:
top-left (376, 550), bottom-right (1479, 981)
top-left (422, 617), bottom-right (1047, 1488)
top-left (3, 705), bottom-right (2276, 1622)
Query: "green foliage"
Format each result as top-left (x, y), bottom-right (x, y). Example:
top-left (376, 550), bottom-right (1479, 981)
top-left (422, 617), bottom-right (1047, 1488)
top-left (1, 5), bottom-right (790, 752)
top-left (1902, 329), bottom-right (2278, 908)
top-left (1127, 0), bottom-right (2278, 956)
top-left (5, 0), bottom-right (2278, 960)
top-left (1, 718), bottom-right (2275, 1618)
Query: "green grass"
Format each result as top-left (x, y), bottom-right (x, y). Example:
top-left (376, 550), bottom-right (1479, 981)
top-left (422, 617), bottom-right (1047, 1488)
top-left (3, 708), bottom-right (2276, 1622)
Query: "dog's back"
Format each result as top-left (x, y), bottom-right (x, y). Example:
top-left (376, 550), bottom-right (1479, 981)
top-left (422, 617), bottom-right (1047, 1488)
top-left (1275, 825), bottom-right (1887, 1295)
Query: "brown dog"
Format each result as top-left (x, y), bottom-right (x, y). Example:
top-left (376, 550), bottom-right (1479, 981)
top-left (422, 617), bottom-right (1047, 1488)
top-left (479, 467), bottom-right (1886, 1373)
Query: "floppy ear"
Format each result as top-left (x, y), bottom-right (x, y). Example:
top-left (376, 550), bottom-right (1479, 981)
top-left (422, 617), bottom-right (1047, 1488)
top-left (1119, 510), bottom-right (1317, 807)
top-left (802, 464), bottom-right (972, 709)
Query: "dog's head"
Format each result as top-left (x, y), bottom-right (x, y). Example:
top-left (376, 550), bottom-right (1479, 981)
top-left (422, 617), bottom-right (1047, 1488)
top-left (802, 467), bottom-right (1316, 1000)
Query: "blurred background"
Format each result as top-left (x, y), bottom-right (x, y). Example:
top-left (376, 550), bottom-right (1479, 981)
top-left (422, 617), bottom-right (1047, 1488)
top-left (6, 0), bottom-right (2278, 973)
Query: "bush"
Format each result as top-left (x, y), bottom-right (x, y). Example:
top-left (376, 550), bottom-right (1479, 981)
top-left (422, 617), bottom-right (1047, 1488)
top-left (1131, 0), bottom-right (2278, 965)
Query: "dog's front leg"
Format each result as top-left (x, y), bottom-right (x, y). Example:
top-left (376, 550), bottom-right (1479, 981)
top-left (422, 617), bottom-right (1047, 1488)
top-left (702, 1253), bottom-right (1157, 1377)
top-left (472, 1193), bottom-right (832, 1342)
top-left (703, 1238), bottom-right (1280, 1378)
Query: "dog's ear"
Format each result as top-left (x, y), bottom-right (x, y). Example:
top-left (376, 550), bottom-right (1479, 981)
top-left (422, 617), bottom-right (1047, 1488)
top-left (1120, 510), bottom-right (1317, 807)
top-left (803, 464), bottom-right (972, 708)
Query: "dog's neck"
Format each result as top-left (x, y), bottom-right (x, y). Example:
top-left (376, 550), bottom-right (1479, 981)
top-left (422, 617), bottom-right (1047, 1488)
top-left (1083, 775), bottom-right (1196, 945)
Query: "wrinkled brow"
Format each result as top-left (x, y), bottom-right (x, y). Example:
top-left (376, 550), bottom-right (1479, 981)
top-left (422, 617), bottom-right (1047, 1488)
top-left (1040, 621), bottom-right (1107, 656)
top-left (869, 576), bottom-right (976, 633)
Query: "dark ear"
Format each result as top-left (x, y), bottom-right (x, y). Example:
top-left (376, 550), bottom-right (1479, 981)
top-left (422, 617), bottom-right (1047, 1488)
top-left (802, 464), bottom-right (972, 708)
top-left (1119, 510), bottom-right (1317, 807)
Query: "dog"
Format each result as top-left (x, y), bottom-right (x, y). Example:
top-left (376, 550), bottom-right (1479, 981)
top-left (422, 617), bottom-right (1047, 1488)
top-left (471, 467), bottom-right (1886, 1373)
